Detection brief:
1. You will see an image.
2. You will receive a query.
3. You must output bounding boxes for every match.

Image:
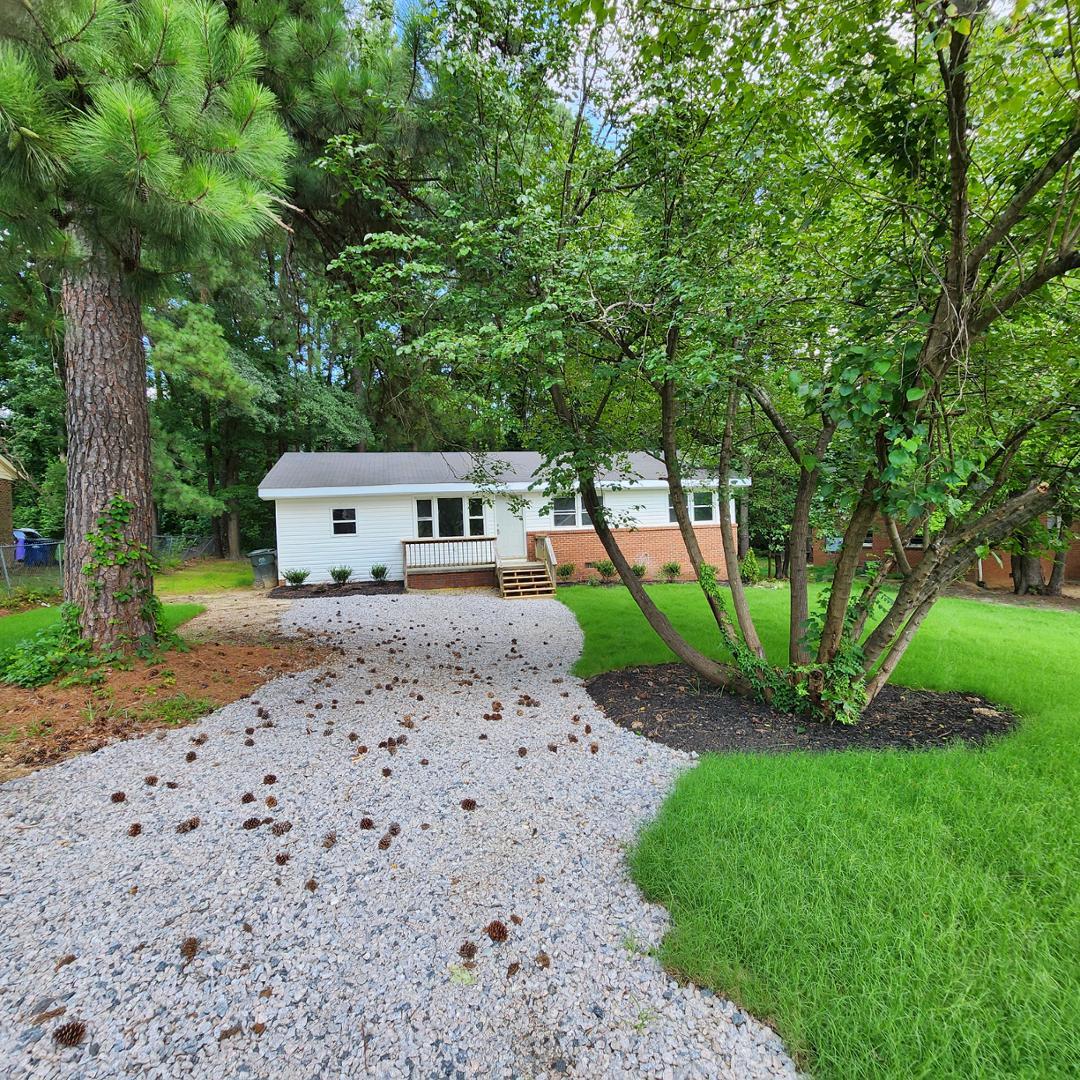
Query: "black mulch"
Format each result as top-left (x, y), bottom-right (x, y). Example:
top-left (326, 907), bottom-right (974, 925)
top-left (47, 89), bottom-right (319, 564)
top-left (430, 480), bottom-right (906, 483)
top-left (268, 580), bottom-right (405, 599)
top-left (585, 663), bottom-right (1017, 753)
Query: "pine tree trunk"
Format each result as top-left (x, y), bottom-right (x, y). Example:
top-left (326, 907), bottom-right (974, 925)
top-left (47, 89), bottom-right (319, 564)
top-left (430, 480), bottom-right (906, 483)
top-left (61, 231), bottom-right (155, 647)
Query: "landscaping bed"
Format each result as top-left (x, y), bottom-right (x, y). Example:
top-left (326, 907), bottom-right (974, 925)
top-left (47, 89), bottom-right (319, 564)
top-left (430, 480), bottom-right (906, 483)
top-left (268, 580), bottom-right (404, 599)
top-left (587, 662), bottom-right (1016, 753)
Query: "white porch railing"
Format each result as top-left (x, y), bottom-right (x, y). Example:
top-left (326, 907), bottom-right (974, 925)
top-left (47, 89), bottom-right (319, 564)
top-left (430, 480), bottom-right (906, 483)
top-left (401, 536), bottom-right (498, 588)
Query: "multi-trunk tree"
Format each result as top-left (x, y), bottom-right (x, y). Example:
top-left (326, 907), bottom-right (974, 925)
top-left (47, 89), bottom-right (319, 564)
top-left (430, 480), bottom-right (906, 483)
top-left (535, 0), bottom-right (1080, 718)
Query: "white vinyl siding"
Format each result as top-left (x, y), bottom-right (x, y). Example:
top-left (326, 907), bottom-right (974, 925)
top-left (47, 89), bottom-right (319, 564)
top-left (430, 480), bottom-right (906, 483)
top-left (273, 493), bottom-right (492, 583)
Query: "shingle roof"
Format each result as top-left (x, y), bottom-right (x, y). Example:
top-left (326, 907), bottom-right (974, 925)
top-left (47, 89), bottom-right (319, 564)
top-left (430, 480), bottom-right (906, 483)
top-left (258, 451), bottom-right (735, 494)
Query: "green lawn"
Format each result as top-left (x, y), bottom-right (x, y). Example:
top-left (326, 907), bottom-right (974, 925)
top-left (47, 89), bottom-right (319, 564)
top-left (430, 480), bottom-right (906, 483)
top-left (559, 584), bottom-right (1080, 1080)
top-left (0, 603), bottom-right (204, 655)
top-left (154, 558), bottom-right (254, 594)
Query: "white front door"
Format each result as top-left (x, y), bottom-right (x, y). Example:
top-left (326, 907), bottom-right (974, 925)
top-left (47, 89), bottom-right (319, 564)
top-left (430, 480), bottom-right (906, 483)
top-left (494, 498), bottom-right (527, 560)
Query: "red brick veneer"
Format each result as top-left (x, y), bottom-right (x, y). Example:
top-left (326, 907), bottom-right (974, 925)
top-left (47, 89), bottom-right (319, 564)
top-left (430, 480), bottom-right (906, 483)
top-left (406, 568), bottom-right (498, 590)
top-left (531, 524), bottom-right (732, 582)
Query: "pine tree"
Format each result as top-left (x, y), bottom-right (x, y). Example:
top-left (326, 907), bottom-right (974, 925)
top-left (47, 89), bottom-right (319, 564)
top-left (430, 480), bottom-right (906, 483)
top-left (0, 0), bottom-right (290, 646)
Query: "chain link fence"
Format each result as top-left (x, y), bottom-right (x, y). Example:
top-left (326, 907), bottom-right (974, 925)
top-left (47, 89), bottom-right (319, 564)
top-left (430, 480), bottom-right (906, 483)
top-left (0, 538), bottom-right (63, 599)
top-left (1, 534), bottom-right (214, 599)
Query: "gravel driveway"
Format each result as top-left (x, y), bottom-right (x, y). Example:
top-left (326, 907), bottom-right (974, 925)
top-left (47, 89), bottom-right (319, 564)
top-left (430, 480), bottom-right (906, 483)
top-left (0, 594), bottom-right (798, 1079)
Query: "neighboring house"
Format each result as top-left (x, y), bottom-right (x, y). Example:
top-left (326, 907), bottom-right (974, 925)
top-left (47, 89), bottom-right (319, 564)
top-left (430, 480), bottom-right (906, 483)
top-left (258, 451), bottom-right (747, 596)
top-left (812, 516), bottom-right (1079, 589)
top-left (0, 454), bottom-right (16, 550)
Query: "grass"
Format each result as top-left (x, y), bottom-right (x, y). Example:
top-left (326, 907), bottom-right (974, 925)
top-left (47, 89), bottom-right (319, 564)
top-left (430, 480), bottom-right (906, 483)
top-left (0, 603), bottom-right (204, 655)
top-left (559, 583), bottom-right (1080, 1080)
top-left (154, 558), bottom-right (254, 594)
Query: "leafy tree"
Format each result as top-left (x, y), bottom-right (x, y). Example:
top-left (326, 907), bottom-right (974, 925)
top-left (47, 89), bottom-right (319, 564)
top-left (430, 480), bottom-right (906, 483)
top-left (0, 0), bottom-right (290, 645)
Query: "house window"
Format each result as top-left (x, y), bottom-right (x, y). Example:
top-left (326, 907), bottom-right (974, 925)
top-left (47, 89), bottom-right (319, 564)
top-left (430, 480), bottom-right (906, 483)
top-left (693, 491), bottom-right (714, 522)
top-left (552, 494), bottom-right (601, 528)
top-left (863, 530), bottom-right (875, 547)
top-left (416, 499), bottom-right (434, 537)
top-left (553, 496), bottom-right (578, 528)
top-left (468, 497), bottom-right (485, 536)
top-left (906, 532), bottom-right (925, 549)
top-left (416, 497), bottom-right (486, 538)
top-left (669, 491), bottom-right (715, 523)
top-left (332, 508), bottom-right (357, 536)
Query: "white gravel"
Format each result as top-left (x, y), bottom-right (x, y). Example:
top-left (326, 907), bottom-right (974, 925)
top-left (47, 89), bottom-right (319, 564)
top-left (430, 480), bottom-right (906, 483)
top-left (0, 594), bottom-right (798, 1079)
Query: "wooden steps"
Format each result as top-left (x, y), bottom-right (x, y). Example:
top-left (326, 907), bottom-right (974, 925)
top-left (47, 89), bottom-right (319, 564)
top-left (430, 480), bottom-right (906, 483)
top-left (498, 561), bottom-right (555, 599)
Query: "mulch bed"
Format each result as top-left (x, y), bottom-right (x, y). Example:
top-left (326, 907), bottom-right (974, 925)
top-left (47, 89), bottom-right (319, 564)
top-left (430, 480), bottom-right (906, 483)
top-left (268, 580), bottom-right (404, 599)
top-left (586, 663), bottom-right (1017, 753)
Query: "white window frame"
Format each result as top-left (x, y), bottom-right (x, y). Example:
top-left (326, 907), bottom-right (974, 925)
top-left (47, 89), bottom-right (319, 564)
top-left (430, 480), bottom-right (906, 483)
top-left (551, 493), bottom-right (602, 528)
top-left (415, 496), bottom-right (487, 539)
top-left (331, 507), bottom-right (357, 536)
top-left (668, 490), bottom-right (717, 523)
top-left (863, 529), bottom-right (875, 548)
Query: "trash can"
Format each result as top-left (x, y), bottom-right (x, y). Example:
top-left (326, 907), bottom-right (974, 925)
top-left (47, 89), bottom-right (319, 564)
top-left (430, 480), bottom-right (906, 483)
top-left (247, 548), bottom-right (278, 588)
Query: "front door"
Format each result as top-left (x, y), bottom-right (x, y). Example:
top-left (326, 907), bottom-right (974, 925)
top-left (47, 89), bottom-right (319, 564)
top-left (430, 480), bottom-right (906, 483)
top-left (494, 498), bottom-right (527, 560)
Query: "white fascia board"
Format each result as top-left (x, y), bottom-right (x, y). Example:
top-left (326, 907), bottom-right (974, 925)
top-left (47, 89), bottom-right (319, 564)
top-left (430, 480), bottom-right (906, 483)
top-left (259, 476), bottom-right (751, 501)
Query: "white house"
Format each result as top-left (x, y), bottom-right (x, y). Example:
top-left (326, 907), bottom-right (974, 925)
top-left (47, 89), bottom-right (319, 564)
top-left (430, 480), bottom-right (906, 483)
top-left (258, 451), bottom-right (748, 596)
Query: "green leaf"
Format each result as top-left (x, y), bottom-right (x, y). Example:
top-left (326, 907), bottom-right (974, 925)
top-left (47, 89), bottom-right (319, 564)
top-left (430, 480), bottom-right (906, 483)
top-left (906, 386), bottom-right (927, 402)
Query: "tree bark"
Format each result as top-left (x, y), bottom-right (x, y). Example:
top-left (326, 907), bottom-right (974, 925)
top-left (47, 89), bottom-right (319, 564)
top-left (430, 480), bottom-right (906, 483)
top-left (61, 229), bottom-right (156, 647)
top-left (863, 595), bottom-right (935, 704)
top-left (718, 386), bottom-right (765, 658)
top-left (221, 416), bottom-right (242, 560)
top-left (738, 490), bottom-right (749, 559)
top-left (659, 379), bottom-right (737, 639)
top-left (816, 477), bottom-right (877, 664)
top-left (1047, 548), bottom-right (1066, 596)
top-left (1011, 553), bottom-right (1046, 595)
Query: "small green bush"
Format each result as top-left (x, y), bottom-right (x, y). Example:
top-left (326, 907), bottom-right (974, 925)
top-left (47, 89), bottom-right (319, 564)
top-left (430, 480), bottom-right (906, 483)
top-left (329, 565), bottom-right (353, 585)
top-left (594, 558), bottom-right (617, 581)
top-left (740, 548), bottom-right (762, 585)
top-left (661, 560), bottom-right (682, 582)
top-left (370, 564), bottom-right (388, 581)
top-left (586, 576), bottom-right (603, 587)
top-left (556, 562), bottom-right (576, 580)
top-left (631, 562), bottom-right (647, 579)
top-left (283, 569), bottom-right (310, 586)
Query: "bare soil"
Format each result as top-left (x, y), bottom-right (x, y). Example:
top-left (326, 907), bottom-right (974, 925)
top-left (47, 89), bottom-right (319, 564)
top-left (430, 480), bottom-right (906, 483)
top-left (586, 663), bottom-right (1017, 754)
top-left (943, 579), bottom-right (1080, 612)
top-left (0, 590), bottom-right (326, 783)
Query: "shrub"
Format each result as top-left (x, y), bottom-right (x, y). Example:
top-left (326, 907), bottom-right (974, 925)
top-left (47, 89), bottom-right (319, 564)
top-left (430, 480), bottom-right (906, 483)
top-left (329, 565), bottom-right (353, 585)
top-left (283, 569), bottom-right (310, 587)
top-left (370, 564), bottom-right (388, 581)
top-left (630, 562), bottom-right (647, 579)
top-left (0, 604), bottom-right (89, 688)
top-left (556, 562), bottom-right (576, 580)
top-left (660, 560), bottom-right (682, 582)
top-left (740, 548), bottom-right (762, 585)
top-left (594, 559), bottom-right (617, 581)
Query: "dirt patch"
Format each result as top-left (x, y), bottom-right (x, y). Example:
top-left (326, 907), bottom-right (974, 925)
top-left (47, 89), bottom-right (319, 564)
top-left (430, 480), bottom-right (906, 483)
top-left (268, 580), bottom-right (404, 599)
top-left (163, 589), bottom-right (295, 644)
top-left (943, 580), bottom-right (1080, 612)
top-left (586, 663), bottom-right (1017, 753)
top-left (0, 640), bottom-right (321, 783)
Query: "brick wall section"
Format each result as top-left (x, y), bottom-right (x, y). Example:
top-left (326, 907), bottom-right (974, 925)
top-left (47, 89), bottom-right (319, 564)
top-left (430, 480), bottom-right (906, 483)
top-left (530, 524), bottom-right (732, 582)
top-left (406, 568), bottom-right (498, 590)
top-left (811, 516), bottom-right (1080, 589)
top-left (0, 479), bottom-right (11, 549)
